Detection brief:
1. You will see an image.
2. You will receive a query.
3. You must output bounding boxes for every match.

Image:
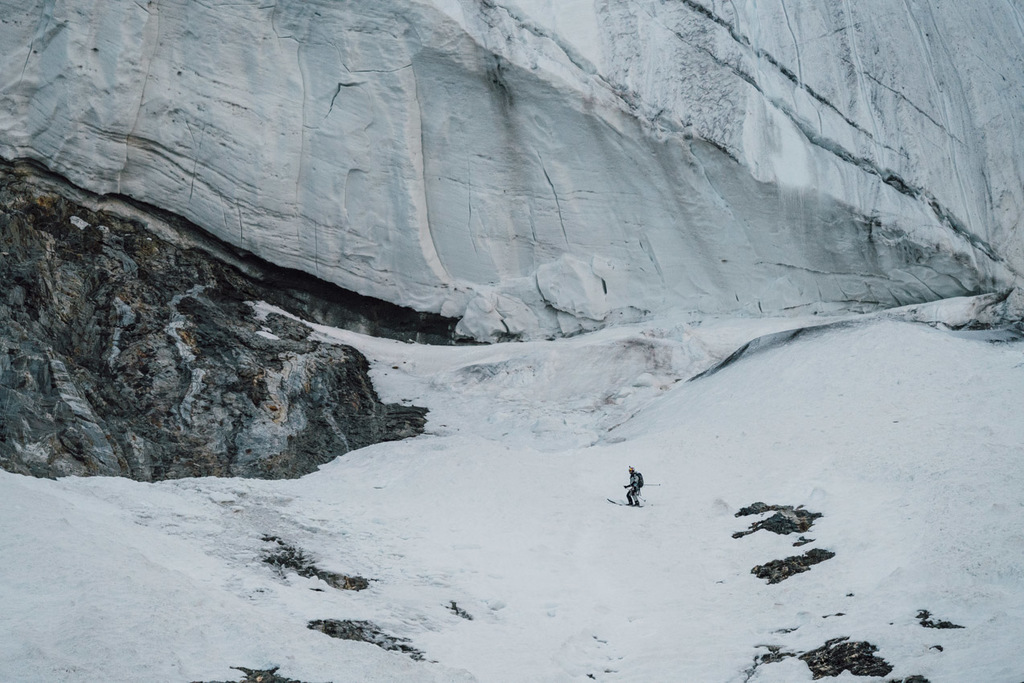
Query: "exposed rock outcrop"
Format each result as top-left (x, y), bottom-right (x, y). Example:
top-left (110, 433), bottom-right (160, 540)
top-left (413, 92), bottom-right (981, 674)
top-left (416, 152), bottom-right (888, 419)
top-left (0, 171), bottom-right (427, 480)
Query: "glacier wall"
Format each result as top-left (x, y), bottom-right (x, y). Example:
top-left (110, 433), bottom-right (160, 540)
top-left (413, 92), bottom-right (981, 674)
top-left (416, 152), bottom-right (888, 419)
top-left (1, 0), bottom-right (1022, 339)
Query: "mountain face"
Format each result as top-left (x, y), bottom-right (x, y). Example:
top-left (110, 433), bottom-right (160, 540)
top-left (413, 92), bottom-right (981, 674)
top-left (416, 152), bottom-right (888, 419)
top-left (2, 4), bottom-right (1024, 677)
top-left (0, 170), bottom-right (427, 481)
top-left (1, 1), bottom-right (1022, 340)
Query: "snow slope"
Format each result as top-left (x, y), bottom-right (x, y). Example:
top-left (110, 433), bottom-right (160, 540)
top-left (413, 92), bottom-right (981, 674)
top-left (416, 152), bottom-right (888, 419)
top-left (3, 305), bottom-right (1022, 682)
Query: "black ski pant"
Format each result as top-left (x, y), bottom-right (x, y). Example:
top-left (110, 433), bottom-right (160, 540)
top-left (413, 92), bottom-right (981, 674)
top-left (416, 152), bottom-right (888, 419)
top-left (626, 486), bottom-right (640, 506)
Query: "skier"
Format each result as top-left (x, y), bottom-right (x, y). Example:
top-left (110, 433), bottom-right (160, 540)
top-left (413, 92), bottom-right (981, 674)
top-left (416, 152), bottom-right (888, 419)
top-left (625, 466), bottom-right (644, 506)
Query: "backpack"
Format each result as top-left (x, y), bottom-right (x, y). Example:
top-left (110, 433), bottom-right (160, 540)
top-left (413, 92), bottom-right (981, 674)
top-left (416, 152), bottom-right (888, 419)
top-left (636, 472), bottom-right (644, 488)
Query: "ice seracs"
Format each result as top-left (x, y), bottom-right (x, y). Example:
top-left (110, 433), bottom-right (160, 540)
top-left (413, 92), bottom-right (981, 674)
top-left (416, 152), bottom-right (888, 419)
top-left (1, 0), bottom-right (1022, 339)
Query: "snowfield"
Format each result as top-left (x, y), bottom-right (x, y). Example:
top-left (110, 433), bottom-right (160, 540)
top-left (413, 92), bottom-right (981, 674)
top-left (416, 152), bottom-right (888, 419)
top-left (2, 304), bottom-right (1023, 682)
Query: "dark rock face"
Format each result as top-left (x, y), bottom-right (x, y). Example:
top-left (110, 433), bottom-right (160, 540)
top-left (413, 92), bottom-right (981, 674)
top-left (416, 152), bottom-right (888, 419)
top-left (0, 172), bottom-right (427, 480)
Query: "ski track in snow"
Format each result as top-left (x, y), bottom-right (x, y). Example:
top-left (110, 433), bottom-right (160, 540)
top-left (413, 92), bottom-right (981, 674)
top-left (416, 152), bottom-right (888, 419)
top-left (2, 304), bottom-right (1024, 682)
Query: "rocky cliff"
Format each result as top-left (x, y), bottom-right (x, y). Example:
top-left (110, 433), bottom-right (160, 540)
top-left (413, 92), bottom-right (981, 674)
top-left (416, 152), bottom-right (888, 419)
top-left (1, 0), bottom-right (1021, 340)
top-left (0, 167), bottom-right (428, 480)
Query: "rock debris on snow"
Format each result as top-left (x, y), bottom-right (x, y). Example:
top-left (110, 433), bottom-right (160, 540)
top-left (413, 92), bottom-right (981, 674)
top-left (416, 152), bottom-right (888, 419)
top-left (261, 536), bottom-right (370, 591)
top-left (447, 601), bottom-right (473, 620)
top-left (306, 619), bottom-right (424, 661)
top-left (192, 666), bottom-right (311, 683)
top-left (733, 502), bottom-right (823, 538)
top-left (916, 609), bottom-right (964, 630)
top-left (751, 548), bottom-right (837, 584)
top-left (798, 637), bottom-right (893, 678)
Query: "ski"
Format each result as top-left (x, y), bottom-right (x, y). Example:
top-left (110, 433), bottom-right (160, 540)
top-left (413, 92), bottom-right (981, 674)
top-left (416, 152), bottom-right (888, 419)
top-left (607, 498), bottom-right (643, 507)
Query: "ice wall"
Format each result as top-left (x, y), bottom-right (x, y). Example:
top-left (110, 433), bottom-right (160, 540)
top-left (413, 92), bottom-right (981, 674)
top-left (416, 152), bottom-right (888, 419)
top-left (1, 0), bottom-right (1021, 339)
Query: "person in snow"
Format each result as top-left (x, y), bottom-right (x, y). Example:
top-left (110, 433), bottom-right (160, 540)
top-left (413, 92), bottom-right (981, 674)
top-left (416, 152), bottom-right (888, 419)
top-left (625, 466), bottom-right (644, 506)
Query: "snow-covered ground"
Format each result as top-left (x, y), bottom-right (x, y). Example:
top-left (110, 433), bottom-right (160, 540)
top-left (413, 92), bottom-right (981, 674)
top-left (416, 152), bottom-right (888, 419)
top-left (2, 303), bottom-right (1023, 682)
